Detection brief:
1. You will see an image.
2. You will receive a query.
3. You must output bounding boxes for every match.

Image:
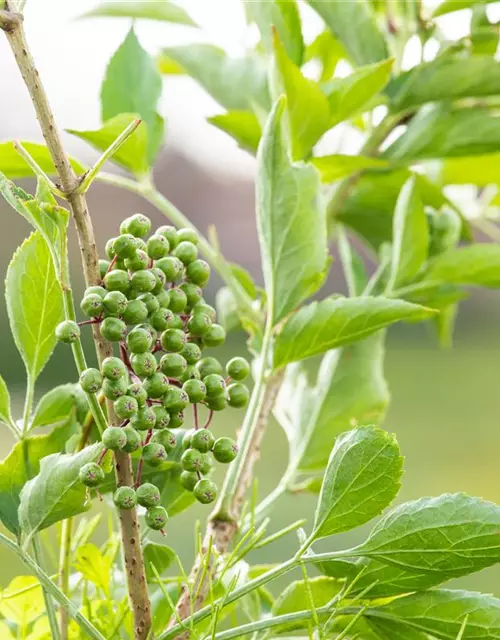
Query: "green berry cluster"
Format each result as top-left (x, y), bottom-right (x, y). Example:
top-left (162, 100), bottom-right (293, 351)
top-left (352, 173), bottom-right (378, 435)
top-left (59, 215), bottom-right (251, 530)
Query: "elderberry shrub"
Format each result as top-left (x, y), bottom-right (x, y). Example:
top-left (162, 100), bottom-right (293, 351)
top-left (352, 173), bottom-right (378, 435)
top-left (56, 215), bottom-right (250, 530)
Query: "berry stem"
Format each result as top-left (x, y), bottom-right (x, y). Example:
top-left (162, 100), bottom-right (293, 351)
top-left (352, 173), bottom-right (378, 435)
top-left (193, 403), bottom-right (199, 430)
top-left (135, 430), bottom-right (153, 488)
top-left (106, 254), bottom-right (118, 274)
top-left (97, 448), bottom-right (109, 466)
top-left (203, 410), bottom-right (214, 430)
top-left (77, 318), bottom-right (100, 327)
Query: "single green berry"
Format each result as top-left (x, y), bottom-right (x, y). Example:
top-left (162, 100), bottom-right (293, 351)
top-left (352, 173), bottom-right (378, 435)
top-left (113, 234), bottom-right (138, 259)
top-left (135, 323), bottom-right (158, 342)
top-left (145, 506), bottom-right (168, 530)
top-left (227, 383), bottom-right (249, 408)
top-left (168, 288), bottom-right (188, 313)
top-left (181, 343), bottom-right (201, 365)
top-left (136, 483), bottom-right (161, 508)
top-left (122, 426), bottom-right (142, 453)
top-left (204, 324), bottom-right (226, 347)
top-left (126, 213), bottom-right (152, 238)
top-left (99, 259), bottom-right (110, 279)
top-left (130, 406), bottom-right (156, 431)
top-left (133, 237), bottom-right (147, 252)
top-left (178, 365), bottom-right (201, 383)
top-left (85, 285), bottom-right (106, 299)
top-left (152, 405), bottom-right (171, 429)
top-left (56, 321), bottom-right (80, 344)
top-left (79, 462), bottom-right (104, 487)
top-left (151, 268), bottom-right (167, 295)
top-left (150, 308), bottom-right (174, 332)
top-left (143, 372), bottom-right (169, 399)
top-left (80, 293), bottom-right (103, 318)
top-left (157, 225), bottom-right (179, 249)
top-left (131, 352), bottom-right (158, 378)
top-left (105, 237), bottom-right (117, 260)
top-left (156, 256), bottom-right (183, 282)
top-left (102, 426), bottom-right (127, 451)
top-left (122, 299), bottom-right (149, 325)
top-left (186, 260), bottom-right (210, 286)
top-left (183, 379), bottom-right (206, 404)
top-left (226, 357), bottom-right (250, 381)
top-left (182, 429), bottom-right (195, 449)
top-left (179, 282), bottom-right (203, 309)
top-left (113, 486), bottom-right (137, 510)
top-left (177, 228), bottom-right (199, 245)
top-left (181, 447), bottom-right (202, 472)
top-left (180, 470), bottom-right (198, 492)
top-left (192, 302), bottom-right (217, 322)
top-left (102, 356), bottom-right (127, 380)
top-left (155, 289), bottom-right (170, 309)
top-left (152, 429), bottom-right (177, 453)
top-left (138, 292), bottom-right (159, 316)
top-left (131, 270), bottom-right (157, 293)
top-left (187, 313), bottom-right (212, 337)
top-left (204, 374), bottom-right (226, 398)
top-left (160, 353), bottom-right (187, 378)
top-left (100, 317), bottom-right (127, 342)
top-left (169, 412), bottom-right (184, 428)
top-left (196, 357), bottom-right (223, 379)
top-left (161, 329), bottom-right (186, 353)
top-left (104, 269), bottom-right (130, 294)
top-left (170, 314), bottom-right (185, 330)
top-left (127, 383), bottom-right (148, 406)
top-left (213, 437), bottom-right (238, 463)
top-left (102, 290), bottom-right (128, 316)
top-left (114, 395), bottom-right (139, 419)
top-left (127, 327), bottom-right (153, 354)
top-left (125, 249), bottom-right (149, 272)
top-left (143, 442), bottom-right (168, 467)
top-left (193, 478), bottom-right (217, 504)
top-left (147, 234), bottom-right (170, 260)
top-left (191, 428), bottom-right (215, 453)
top-left (173, 241), bottom-right (198, 265)
top-left (79, 368), bottom-right (103, 394)
top-left (205, 395), bottom-right (228, 412)
top-left (102, 377), bottom-right (128, 400)
top-left (200, 453), bottom-right (213, 475)
top-left (163, 386), bottom-right (189, 413)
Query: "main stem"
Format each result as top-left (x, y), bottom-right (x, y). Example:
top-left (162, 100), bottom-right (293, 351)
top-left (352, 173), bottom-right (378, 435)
top-left (1, 9), bottom-right (151, 639)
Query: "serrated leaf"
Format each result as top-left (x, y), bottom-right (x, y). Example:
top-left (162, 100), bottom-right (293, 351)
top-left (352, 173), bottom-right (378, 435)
top-left (357, 493), bottom-right (500, 579)
top-left (306, 0), bottom-right (389, 67)
top-left (74, 544), bottom-right (112, 597)
top-left (159, 44), bottom-right (270, 112)
top-left (30, 383), bottom-right (87, 430)
top-left (208, 111), bottom-right (262, 155)
top-left (257, 97), bottom-right (328, 325)
top-left (0, 375), bottom-right (13, 430)
top-left (275, 333), bottom-right (389, 471)
top-left (312, 427), bottom-right (402, 540)
top-left (274, 296), bottom-right (434, 368)
top-left (366, 590), bottom-right (500, 640)
top-left (6, 231), bottom-right (64, 383)
top-left (312, 155), bottom-right (389, 183)
top-left (0, 141), bottom-right (85, 179)
top-left (19, 443), bottom-right (104, 544)
top-left (428, 244), bottom-right (500, 288)
top-left (101, 28), bottom-right (163, 167)
top-left (0, 420), bottom-right (76, 535)
top-left (387, 177), bottom-right (429, 291)
top-left (272, 32), bottom-right (331, 160)
top-left (326, 58), bottom-right (394, 127)
top-left (80, 0), bottom-right (196, 25)
top-left (143, 543), bottom-right (176, 581)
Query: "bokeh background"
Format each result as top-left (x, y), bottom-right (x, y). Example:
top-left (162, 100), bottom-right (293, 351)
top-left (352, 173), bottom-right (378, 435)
top-left (2, 0), bottom-right (500, 600)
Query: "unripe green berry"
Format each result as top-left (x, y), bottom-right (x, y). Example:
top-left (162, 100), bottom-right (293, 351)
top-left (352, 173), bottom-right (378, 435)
top-left (152, 429), bottom-right (177, 453)
top-left (155, 289), bottom-right (170, 309)
top-left (177, 228), bottom-right (199, 245)
top-left (193, 478), bottom-right (217, 504)
top-left (204, 324), bottom-right (226, 347)
top-left (125, 250), bottom-right (149, 272)
top-left (99, 259), bottom-right (110, 279)
top-left (152, 405), bottom-right (171, 429)
top-left (113, 486), bottom-right (137, 510)
top-left (151, 268), bottom-right (167, 295)
top-left (131, 270), bottom-right (156, 293)
top-left (196, 357), bottom-right (223, 379)
top-left (180, 470), bottom-right (198, 492)
top-left (169, 412), bottom-right (184, 428)
top-left (213, 437), bottom-right (238, 463)
top-left (179, 282), bottom-right (203, 309)
top-left (160, 353), bottom-right (187, 378)
top-left (113, 234), bottom-right (138, 259)
top-left (168, 288), bottom-right (188, 313)
top-left (187, 313), bottom-right (212, 337)
top-left (200, 453), bottom-right (213, 475)
top-left (143, 442), bottom-right (168, 467)
top-left (186, 259), bottom-right (210, 286)
top-left (181, 343), bottom-right (201, 365)
top-left (226, 357), bottom-right (250, 381)
top-left (136, 483), bottom-right (161, 508)
top-left (80, 294), bottom-right (103, 318)
top-left (181, 447), bottom-right (202, 472)
top-left (183, 379), bottom-right (206, 403)
top-left (138, 293), bottom-right (159, 316)
top-left (131, 352), bottom-right (157, 378)
top-left (122, 299), bottom-right (149, 325)
top-left (173, 241), bottom-right (198, 265)
top-left (105, 237), bottom-right (117, 260)
top-left (79, 462), bottom-right (104, 487)
top-left (127, 327), bottom-right (153, 354)
top-left (114, 395), bottom-right (139, 419)
top-left (127, 383), bottom-right (148, 406)
top-left (204, 374), bottom-right (226, 398)
top-left (56, 321), bottom-right (80, 344)
top-left (205, 395), bottom-right (228, 412)
top-left (102, 426), bottom-right (127, 451)
top-left (191, 428), bottom-right (215, 453)
top-left (125, 213), bottom-right (152, 238)
top-left (104, 269), bottom-right (130, 294)
top-left (147, 234), bottom-right (170, 259)
top-left (178, 365), bottom-right (201, 383)
top-left (169, 314), bottom-right (185, 330)
top-left (85, 286), bottom-right (106, 299)
top-left (227, 383), bottom-right (250, 409)
top-left (102, 377), bottom-right (128, 400)
top-left (79, 368), bottom-right (103, 394)
top-left (163, 386), bottom-right (189, 413)
top-left (143, 372), bottom-right (169, 399)
top-left (100, 317), bottom-right (127, 342)
top-left (161, 329), bottom-right (186, 353)
top-left (102, 290), bottom-right (128, 316)
top-left (182, 429), bottom-right (195, 449)
top-left (150, 308), bottom-right (174, 331)
top-left (192, 302), bottom-right (216, 322)
top-left (122, 426), bottom-right (142, 453)
top-left (102, 356), bottom-right (127, 380)
top-left (156, 256), bottom-right (183, 282)
top-left (130, 406), bottom-right (156, 431)
top-left (145, 506), bottom-right (168, 530)
top-left (157, 225), bottom-right (179, 249)
top-left (135, 323), bottom-right (158, 342)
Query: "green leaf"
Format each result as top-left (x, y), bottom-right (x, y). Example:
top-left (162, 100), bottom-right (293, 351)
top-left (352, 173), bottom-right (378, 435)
top-left (0, 576), bottom-right (46, 627)
top-left (305, 0), bottom-right (389, 66)
top-left (101, 28), bottom-right (163, 167)
top-left (208, 111), bottom-right (262, 155)
top-left (245, 0), bottom-right (304, 66)
top-left (387, 56), bottom-right (500, 112)
top-left (428, 244), bottom-right (500, 288)
top-left (432, 153), bottom-right (500, 186)
top-left (384, 106), bottom-right (500, 162)
top-left (143, 543), bottom-right (176, 581)
top-left (387, 177), bottom-right (428, 291)
top-left (0, 375), bottom-right (13, 430)
top-left (326, 58), bottom-right (394, 127)
top-left (0, 420), bottom-right (77, 535)
top-left (338, 228), bottom-right (368, 297)
top-left (5, 231), bottom-right (64, 383)
top-left (19, 443), bottom-right (104, 544)
top-left (306, 30), bottom-right (347, 82)
top-left (30, 383), bottom-right (87, 430)
top-left (274, 296), bottom-right (435, 368)
top-left (80, 1), bottom-right (196, 25)
top-left (67, 113), bottom-right (151, 178)
top-left (0, 141), bottom-right (85, 179)
top-left (312, 155), bottom-right (389, 183)
top-left (366, 590), bottom-right (500, 640)
top-left (433, 0), bottom-right (494, 17)
top-left (272, 32), bottom-right (332, 160)
top-left (74, 544), bottom-right (112, 597)
top-left (357, 493), bottom-right (500, 578)
top-left (275, 334), bottom-right (389, 471)
top-left (256, 97), bottom-right (328, 324)
top-left (159, 44), bottom-right (270, 112)
top-left (312, 427), bottom-right (402, 540)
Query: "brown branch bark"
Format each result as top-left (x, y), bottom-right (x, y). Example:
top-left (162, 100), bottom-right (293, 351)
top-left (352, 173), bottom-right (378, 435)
top-left (1, 8), bottom-right (151, 639)
top-left (170, 370), bottom-right (284, 637)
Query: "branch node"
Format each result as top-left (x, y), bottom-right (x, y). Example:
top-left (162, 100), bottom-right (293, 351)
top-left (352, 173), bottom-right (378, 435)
top-left (0, 9), bottom-right (22, 33)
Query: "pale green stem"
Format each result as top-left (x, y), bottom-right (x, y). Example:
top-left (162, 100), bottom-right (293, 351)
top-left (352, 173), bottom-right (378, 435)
top-left (13, 141), bottom-right (66, 198)
top-left (32, 537), bottom-right (61, 640)
top-left (22, 374), bottom-right (34, 435)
